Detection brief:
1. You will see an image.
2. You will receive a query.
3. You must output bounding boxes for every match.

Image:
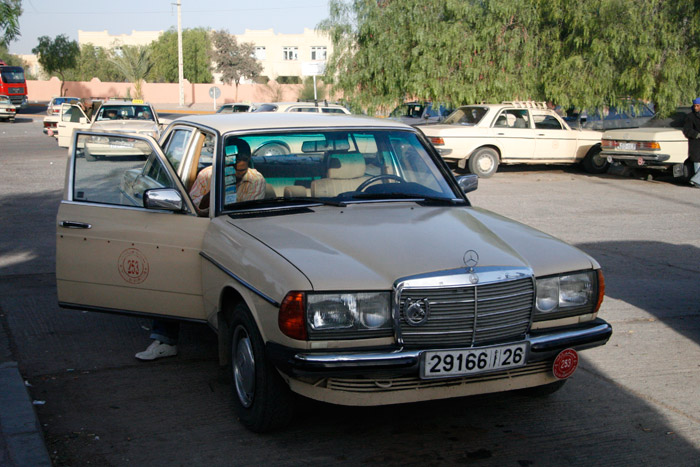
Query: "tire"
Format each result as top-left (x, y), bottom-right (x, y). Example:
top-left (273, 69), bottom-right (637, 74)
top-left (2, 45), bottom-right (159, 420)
top-left (228, 302), bottom-right (295, 432)
top-left (468, 148), bottom-right (499, 178)
top-left (582, 145), bottom-right (609, 174)
top-left (519, 379), bottom-right (567, 397)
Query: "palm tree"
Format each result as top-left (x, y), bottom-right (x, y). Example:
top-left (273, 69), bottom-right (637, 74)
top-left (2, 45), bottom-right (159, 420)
top-left (110, 45), bottom-right (153, 99)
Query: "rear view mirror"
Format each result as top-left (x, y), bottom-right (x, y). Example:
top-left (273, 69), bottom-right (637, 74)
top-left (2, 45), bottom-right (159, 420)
top-left (457, 174), bottom-right (478, 194)
top-left (143, 188), bottom-right (184, 211)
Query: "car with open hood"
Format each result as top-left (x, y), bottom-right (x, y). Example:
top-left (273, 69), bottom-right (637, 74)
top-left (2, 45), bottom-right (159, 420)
top-left (420, 101), bottom-right (606, 177)
top-left (56, 112), bottom-right (612, 432)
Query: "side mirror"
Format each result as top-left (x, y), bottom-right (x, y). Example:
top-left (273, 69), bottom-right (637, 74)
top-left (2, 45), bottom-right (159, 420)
top-left (143, 188), bottom-right (185, 211)
top-left (457, 174), bottom-right (478, 194)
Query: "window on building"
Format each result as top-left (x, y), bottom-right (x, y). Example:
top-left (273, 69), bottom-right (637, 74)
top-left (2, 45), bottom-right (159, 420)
top-left (311, 46), bottom-right (327, 61)
top-left (283, 47), bottom-right (298, 61)
top-left (254, 46), bottom-right (266, 60)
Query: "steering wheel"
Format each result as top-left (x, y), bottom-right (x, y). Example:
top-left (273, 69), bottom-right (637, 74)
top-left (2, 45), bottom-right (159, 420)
top-left (356, 174), bottom-right (406, 192)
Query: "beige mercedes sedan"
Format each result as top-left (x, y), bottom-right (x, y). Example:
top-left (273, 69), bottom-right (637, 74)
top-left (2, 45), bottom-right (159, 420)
top-left (56, 113), bottom-right (612, 432)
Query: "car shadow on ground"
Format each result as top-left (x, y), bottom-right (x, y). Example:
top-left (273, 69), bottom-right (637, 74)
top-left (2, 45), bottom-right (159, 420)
top-left (576, 240), bottom-right (700, 346)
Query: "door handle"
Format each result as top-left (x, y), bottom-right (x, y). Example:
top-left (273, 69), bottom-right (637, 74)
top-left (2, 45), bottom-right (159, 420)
top-left (59, 221), bottom-right (92, 229)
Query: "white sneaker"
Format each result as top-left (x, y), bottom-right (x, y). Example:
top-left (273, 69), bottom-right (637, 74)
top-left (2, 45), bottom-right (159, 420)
top-left (135, 340), bottom-right (177, 361)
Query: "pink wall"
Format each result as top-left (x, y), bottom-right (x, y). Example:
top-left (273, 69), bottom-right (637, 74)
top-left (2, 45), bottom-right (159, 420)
top-left (26, 77), bottom-right (307, 106)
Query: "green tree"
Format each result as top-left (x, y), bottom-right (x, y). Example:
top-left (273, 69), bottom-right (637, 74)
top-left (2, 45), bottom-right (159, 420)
top-left (32, 34), bottom-right (80, 96)
top-left (0, 44), bottom-right (23, 66)
top-left (109, 45), bottom-right (153, 99)
top-left (210, 30), bottom-right (263, 100)
top-left (320, 0), bottom-right (700, 116)
top-left (0, 0), bottom-right (22, 48)
top-left (65, 44), bottom-right (122, 82)
top-left (148, 28), bottom-right (213, 83)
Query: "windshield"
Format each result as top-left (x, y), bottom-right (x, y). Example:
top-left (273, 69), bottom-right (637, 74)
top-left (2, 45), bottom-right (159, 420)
top-left (220, 129), bottom-right (460, 211)
top-left (52, 97), bottom-right (79, 106)
top-left (641, 107), bottom-right (689, 129)
top-left (443, 106), bottom-right (488, 125)
top-left (0, 67), bottom-right (25, 84)
top-left (95, 104), bottom-right (155, 121)
top-left (253, 104), bottom-right (278, 112)
top-left (0, 95), bottom-right (11, 104)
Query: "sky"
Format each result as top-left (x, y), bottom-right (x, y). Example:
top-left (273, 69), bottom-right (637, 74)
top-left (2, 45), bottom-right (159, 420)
top-left (9, 0), bottom-right (332, 55)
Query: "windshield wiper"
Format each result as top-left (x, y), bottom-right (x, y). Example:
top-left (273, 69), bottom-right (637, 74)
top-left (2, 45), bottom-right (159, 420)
top-left (349, 192), bottom-right (464, 205)
top-left (231, 196), bottom-right (346, 209)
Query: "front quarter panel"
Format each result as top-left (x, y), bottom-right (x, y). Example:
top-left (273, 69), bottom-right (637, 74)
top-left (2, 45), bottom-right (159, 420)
top-left (201, 216), bottom-right (313, 346)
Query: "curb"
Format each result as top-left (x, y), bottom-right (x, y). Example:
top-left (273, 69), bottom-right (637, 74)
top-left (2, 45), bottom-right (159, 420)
top-left (0, 362), bottom-right (52, 467)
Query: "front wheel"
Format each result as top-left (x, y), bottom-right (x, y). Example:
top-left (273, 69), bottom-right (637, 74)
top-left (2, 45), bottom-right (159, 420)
top-left (468, 148), bottom-right (499, 178)
top-left (228, 302), bottom-right (295, 432)
top-left (582, 146), bottom-right (609, 174)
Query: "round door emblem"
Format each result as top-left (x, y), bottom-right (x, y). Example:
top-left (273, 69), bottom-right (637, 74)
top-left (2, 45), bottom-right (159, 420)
top-left (552, 348), bottom-right (579, 380)
top-left (404, 298), bottom-right (430, 326)
top-left (118, 248), bottom-right (150, 284)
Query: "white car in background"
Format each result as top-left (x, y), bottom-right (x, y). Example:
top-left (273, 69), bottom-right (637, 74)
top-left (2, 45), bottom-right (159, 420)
top-left (0, 94), bottom-right (16, 122)
top-left (601, 107), bottom-right (693, 179)
top-left (56, 99), bottom-right (170, 151)
top-left (420, 101), bottom-right (606, 177)
top-left (253, 101), bottom-right (350, 114)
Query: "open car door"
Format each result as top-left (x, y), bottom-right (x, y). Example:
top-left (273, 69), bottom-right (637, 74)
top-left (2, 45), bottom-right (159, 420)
top-left (57, 103), bottom-right (90, 148)
top-left (56, 131), bottom-right (209, 321)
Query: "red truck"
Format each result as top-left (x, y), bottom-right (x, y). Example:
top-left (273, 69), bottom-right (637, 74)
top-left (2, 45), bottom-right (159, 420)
top-left (0, 65), bottom-right (28, 110)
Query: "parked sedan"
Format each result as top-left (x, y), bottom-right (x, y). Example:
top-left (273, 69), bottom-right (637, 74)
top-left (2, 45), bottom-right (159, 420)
top-left (564, 101), bottom-right (655, 131)
top-left (601, 107), bottom-right (693, 179)
top-left (217, 103), bottom-right (257, 113)
top-left (421, 102), bottom-right (606, 177)
top-left (57, 112), bottom-right (611, 432)
top-left (0, 94), bottom-right (16, 122)
top-left (389, 101), bottom-right (453, 125)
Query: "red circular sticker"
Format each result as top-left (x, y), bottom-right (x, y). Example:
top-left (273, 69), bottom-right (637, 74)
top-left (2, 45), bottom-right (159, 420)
top-left (118, 248), bottom-right (150, 284)
top-left (552, 348), bottom-right (578, 380)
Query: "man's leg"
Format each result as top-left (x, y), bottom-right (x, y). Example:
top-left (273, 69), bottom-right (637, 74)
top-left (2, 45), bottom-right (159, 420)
top-left (691, 162), bottom-right (700, 186)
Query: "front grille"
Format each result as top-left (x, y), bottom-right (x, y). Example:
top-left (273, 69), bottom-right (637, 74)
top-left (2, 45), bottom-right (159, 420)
top-left (398, 277), bottom-right (533, 347)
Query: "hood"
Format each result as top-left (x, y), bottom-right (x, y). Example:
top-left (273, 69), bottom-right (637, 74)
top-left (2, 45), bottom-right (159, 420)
top-left (230, 203), bottom-right (595, 290)
top-left (602, 127), bottom-right (684, 141)
top-left (90, 120), bottom-right (158, 135)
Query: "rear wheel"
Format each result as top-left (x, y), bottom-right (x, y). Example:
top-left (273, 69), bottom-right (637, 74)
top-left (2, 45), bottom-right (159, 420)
top-left (582, 146), bottom-right (608, 174)
top-left (468, 147), bottom-right (499, 178)
top-left (228, 302), bottom-right (295, 432)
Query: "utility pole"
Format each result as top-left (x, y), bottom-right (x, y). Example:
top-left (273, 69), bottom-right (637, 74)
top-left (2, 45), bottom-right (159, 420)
top-left (176, 0), bottom-right (184, 107)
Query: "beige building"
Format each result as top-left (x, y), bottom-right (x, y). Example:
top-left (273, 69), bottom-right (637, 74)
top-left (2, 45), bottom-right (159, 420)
top-left (77, 28), bottom-right (332, 83)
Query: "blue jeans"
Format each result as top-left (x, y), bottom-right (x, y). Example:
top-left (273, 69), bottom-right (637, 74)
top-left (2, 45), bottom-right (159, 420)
top-left (150, 319), bottom-right (179, 345)
top-left (691, 162), bottom-right (700, 185)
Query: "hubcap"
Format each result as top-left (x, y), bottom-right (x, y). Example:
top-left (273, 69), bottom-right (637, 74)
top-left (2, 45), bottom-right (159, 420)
top-left (232, 327), bottom-right (255, 408)
top-left (477, 155), bottom-right (493, 172)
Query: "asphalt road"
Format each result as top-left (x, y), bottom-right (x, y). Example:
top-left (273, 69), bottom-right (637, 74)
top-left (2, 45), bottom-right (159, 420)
top-left (1, 116), bottom-right (699, 466)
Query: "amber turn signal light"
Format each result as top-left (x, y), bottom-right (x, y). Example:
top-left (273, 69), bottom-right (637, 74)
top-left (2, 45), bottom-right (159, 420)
top-left (279, 291), bottom-right (307, 340)
top-left (595, 270), bottom-right (605, 313)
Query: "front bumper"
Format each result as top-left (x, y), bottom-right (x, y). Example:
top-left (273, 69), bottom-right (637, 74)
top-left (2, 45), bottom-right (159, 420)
top-left (267, 318), bottom-right (612, 379)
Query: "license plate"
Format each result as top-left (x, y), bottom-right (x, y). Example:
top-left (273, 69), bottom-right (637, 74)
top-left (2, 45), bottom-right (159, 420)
top-left (618, 142), bottom-right (636, 150)
top-left (421, 342), bottom-right (528, 379)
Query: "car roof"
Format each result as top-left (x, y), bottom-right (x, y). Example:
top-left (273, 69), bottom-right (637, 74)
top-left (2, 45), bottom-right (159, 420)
top-left (102, 100), bottom-right (153, 106)
top-left (170, 112), bottom-right (413, 133)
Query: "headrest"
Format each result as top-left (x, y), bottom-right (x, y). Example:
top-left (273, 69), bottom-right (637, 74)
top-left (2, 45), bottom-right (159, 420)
top-left (301, 139), bottom-right (350, 153)
top-left (506, 114), bottom-right (516, 125)
top-left (328, 152), bottom-right (366, 179)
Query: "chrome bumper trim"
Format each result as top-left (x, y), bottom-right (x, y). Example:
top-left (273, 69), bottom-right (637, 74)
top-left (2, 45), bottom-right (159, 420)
top-left (601, 151), bottom-right (670, 162)
top-left (267, 318), bottom-right (612, 377)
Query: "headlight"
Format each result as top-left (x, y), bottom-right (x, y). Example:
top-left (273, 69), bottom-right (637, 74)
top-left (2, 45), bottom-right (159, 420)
top-left (279, 291), bottom-right (392, 340)
top-left (535, 271), bottom-right (597, 316)
top-left (87, 136), bottom-right (109, 144)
